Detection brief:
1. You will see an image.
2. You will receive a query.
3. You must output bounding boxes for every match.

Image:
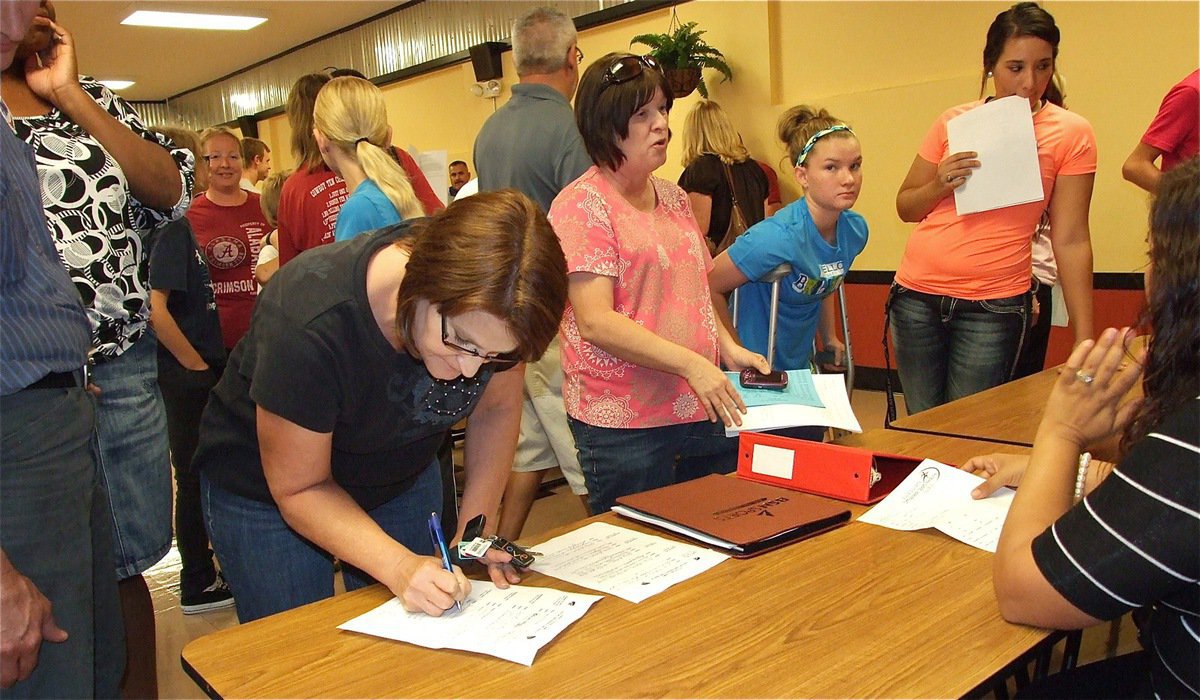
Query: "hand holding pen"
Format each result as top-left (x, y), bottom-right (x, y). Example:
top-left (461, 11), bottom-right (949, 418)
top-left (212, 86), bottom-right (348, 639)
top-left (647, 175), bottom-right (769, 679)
top-left (428, 512), bottom-right (463, 613)
top-left (389, 513), bottom-right (469, 616)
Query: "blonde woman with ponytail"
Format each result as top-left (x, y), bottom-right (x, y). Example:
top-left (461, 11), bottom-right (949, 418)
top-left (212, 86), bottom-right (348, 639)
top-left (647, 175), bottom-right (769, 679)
top-left (314, 76), bottom-right (423, 241)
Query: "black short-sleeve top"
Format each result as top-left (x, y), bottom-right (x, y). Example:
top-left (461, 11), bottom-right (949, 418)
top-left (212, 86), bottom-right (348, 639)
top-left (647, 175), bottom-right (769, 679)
top-left (678, 154), bottom-right (769, 248)
top-left (1032, 397), bottom-right (1199, 698)
top-left (193, 222), bottom-right (495, 510)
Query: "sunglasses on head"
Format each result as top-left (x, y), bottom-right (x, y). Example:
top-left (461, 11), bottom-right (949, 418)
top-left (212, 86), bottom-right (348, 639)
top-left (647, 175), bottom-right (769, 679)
top-left (440, 313), bottom-right (522, 370)
top-left (601, 54), bottom-right (663, 87)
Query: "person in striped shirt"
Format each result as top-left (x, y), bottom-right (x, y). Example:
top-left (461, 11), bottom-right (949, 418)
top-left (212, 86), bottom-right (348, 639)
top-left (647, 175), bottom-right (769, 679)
top-left (964, 156), bottom-right (1198, 698)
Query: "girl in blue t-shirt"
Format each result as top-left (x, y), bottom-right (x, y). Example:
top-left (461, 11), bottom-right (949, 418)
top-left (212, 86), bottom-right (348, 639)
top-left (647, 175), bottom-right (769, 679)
top-left (314, 76), bottom-right (424, 241)
top-left (709, 105), bottom-right (868, 372)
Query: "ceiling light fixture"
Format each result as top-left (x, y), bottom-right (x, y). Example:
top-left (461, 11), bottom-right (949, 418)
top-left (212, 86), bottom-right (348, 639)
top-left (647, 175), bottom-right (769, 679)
top-left (121, 10), bottom-right (266, 31)
top-left (98, 80), bottom-right (135, 91)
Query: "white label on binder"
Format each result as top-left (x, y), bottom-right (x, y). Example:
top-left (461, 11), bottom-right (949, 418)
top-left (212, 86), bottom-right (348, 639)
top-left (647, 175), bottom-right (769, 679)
top-left (751, 444), bottom-right (795, 479)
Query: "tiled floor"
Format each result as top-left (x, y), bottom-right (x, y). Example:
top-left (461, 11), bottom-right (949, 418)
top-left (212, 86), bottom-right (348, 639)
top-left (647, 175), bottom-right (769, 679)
top-left (152, 389), bottom-right (1133, 698)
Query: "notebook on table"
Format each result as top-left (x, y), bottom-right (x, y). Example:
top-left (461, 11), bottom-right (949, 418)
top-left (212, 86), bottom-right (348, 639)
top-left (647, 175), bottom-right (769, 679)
top-left (612, 474), bottom-right (851, 558)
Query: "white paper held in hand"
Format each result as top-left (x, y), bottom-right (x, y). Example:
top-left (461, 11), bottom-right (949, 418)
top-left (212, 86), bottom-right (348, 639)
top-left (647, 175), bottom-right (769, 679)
top-left (946, 95), bottom-right (1043, 216)
top-left (857, 458), bottom-right (1015, 552)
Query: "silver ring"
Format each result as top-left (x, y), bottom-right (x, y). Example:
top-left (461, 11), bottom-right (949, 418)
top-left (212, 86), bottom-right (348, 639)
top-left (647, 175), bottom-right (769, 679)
top-left (946, 174), bottom-right (953, 183)
top-left (1075, 370), bottom-right (1095, 385)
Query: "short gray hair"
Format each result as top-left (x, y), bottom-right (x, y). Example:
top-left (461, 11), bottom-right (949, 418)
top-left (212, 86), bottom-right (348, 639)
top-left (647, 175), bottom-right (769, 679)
top-left (511, 6), bottom-right (577, 77)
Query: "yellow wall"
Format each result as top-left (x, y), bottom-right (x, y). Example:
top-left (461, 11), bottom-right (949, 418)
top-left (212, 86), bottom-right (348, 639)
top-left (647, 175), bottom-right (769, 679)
top-left (255, 1), bottom-right (1197, 272)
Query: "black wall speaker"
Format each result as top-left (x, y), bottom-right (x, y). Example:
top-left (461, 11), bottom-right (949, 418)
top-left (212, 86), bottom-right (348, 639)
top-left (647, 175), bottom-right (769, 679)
top-left (468, 42), bottom-right (506, 82)
top-left (236, 115), bottom-right (259, 139)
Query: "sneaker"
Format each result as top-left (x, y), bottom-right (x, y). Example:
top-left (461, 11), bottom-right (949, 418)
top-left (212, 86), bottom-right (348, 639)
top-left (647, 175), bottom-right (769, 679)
top-left (180, 572), bottom-right (235, 615)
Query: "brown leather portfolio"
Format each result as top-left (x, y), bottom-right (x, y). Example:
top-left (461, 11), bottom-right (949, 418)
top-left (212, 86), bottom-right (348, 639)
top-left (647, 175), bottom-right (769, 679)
top-left (613, 474), bottom-right (851, 558)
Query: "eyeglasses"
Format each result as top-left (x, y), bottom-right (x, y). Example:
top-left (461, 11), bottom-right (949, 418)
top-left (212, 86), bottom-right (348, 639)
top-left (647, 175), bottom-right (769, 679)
top-left (202, 153), bottom-right (242, 164)
top-left (441, 313), bottom-right (522, 370)
top-left (601, 54), bottom-right (662, 87)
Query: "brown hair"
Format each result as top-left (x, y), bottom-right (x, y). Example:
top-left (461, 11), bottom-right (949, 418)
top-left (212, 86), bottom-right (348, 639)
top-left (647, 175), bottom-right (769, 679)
top-left (396, 189), bottom-right (567, 362)
top-left (286, 72), bottom-right (331, 171)
top-left (240, 136), bottom-right (270, 164)
top-left (776, 105), bottom-right (851, 168)
top-left (1122, 157), bottom-right (1200, 452)
top-left (981, 2), bottom-right (1064, 106)
top-left (574, 52), bottom-right (673, 171)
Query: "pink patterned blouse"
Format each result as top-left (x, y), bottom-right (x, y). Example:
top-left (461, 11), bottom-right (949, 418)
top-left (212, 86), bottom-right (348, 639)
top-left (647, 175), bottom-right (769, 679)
top-left (548, 166), bottom-right (720, 429)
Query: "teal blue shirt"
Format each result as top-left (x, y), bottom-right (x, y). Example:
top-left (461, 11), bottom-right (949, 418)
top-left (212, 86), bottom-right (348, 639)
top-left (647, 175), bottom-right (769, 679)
top-left (334, 179), bottom-right (402, 242)
top-left (727, 198), bottom-right (868, 370)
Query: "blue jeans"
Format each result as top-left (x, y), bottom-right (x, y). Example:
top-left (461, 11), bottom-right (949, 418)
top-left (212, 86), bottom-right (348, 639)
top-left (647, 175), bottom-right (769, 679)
top-left (201, 461), bottom-right (441, 623)
top-left (0, 386), bottom-right (124, 699)
top-left (888, 284), bottom-right (1030, 415)
top-left (568, 418), bottom-right (739, 513)
top-left (92, 332), bottom-right (173, 579)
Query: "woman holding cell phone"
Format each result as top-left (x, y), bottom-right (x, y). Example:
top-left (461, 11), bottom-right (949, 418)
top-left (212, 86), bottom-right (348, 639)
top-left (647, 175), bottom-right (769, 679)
top-left (549, 52), bottom-right (769, 514)
top-left (708, 105), bottom-right (868, 377)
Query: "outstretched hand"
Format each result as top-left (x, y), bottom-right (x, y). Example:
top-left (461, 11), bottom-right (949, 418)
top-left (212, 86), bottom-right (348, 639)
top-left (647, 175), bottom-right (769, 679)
top-left (960, 453), bottom-right (1031, 499)
top-left (684, 356), bottom-right (750, 427)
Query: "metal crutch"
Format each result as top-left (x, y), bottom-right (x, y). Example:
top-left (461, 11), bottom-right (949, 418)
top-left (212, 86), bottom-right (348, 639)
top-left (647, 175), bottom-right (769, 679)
top-left (811, 284), bottom-right (855, 401)
top-left (730, 263), bottom-right (793, 367)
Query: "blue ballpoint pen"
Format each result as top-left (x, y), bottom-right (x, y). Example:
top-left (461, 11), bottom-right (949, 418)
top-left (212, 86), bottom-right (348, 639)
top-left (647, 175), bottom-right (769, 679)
top-left (427, 512), bottom-right (463, 613)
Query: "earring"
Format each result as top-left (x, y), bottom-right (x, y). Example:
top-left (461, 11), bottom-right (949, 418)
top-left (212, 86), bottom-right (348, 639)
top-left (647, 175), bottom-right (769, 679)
top-left (986, 71), bottom-right (993, 78)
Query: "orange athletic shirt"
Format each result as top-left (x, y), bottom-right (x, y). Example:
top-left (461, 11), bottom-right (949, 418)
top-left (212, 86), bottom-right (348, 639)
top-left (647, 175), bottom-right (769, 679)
top-left (896, 100), bottom-right (1096, 300)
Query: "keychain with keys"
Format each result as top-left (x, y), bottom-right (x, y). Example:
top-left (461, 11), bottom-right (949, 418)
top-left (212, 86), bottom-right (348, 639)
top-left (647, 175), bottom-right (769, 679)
top-left (456, 514), bottom-right (540, 569)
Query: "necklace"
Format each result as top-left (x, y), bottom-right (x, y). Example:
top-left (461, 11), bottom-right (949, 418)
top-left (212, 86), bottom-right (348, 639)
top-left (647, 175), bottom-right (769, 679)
top-left (421, 374), bottom-right (484, 417)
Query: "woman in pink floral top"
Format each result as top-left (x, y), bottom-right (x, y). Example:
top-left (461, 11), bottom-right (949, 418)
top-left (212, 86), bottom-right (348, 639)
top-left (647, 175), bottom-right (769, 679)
top-left (548, 53), bottom-right (770, 512)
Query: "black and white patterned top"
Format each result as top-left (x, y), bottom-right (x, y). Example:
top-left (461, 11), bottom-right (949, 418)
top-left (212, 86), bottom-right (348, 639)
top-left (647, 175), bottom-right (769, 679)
top-left (12, 77), bottom-right (194, 360)
top-left (1033, 396), bottom-right (1200, 699)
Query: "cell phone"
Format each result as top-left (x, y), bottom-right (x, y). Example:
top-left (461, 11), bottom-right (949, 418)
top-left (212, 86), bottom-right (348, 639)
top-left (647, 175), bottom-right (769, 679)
top-left (740, 368), bottom-right (788, 390)
top-left (462, 514), bottom-right (486, 542)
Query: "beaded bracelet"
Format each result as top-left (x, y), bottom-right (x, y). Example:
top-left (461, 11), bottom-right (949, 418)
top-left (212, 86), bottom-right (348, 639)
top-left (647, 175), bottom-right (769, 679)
top-left (1073, 452), bottom-right (1092, 504)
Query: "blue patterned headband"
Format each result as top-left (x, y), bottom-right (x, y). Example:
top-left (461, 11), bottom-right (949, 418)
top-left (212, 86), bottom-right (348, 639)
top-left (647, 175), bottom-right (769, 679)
top-left (795, 125), bottom-right (854, 167)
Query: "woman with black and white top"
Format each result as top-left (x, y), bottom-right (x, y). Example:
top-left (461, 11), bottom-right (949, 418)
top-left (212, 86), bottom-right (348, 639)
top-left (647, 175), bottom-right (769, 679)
top-left (964, 157), bottom-right (1199, 698)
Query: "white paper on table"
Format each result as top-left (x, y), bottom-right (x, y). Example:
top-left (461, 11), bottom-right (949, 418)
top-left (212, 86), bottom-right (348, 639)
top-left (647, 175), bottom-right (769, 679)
top-left (946, 95), bottom-right (1043, 215)
top-left (725, 373), bottom-right (862, 436)
top-left (857, 459), bottom-right (1015, 552)
top-left (338, 582), bottom-right (601, 666)
top-left (530, 522), bottom-right (728, 603)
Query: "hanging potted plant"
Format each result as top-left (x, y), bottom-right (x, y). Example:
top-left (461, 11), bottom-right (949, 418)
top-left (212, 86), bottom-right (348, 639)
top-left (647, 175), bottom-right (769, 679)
top-left (631, 18), bottom-right (732, 99)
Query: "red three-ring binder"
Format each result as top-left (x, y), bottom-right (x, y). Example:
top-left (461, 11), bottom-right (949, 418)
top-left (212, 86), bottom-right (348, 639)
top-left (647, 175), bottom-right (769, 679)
top-left (736, 432), bottom-right (922, 504)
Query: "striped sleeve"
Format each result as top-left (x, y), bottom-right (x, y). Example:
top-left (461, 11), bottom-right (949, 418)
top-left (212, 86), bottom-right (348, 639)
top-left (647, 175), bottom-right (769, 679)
top-left (1032, 398), bottom-right (1200, 622)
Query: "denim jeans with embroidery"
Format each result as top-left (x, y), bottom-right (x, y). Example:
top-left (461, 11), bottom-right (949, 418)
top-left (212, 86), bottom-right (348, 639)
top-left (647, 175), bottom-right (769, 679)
top-left (888, 284), bottom-right (1030, 415)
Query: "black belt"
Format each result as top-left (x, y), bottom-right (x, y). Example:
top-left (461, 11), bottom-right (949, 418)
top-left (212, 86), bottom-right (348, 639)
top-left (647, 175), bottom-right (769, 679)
top-left (26, 370), bottom-right (82, 391)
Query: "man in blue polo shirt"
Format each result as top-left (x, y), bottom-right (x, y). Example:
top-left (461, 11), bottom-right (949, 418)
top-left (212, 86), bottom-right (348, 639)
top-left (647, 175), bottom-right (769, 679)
top-left (474, 6), bottom-right (594, 540)
top-left (0, 1), bottom-right (123, 694)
